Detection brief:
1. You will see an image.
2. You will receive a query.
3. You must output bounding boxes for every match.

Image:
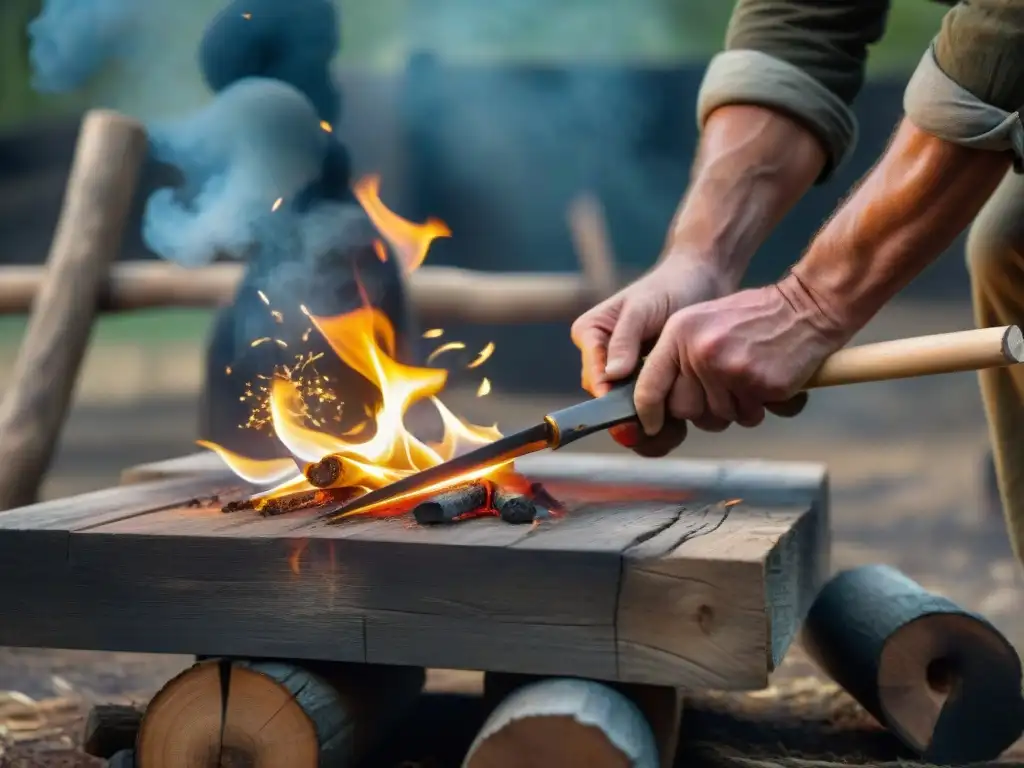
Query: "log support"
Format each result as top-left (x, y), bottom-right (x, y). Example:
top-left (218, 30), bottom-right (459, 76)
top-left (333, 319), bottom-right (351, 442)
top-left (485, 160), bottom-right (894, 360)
top-left (132, 658), bottom-right (424, 768)
top-left (469, 672), bottom-right (683, 768)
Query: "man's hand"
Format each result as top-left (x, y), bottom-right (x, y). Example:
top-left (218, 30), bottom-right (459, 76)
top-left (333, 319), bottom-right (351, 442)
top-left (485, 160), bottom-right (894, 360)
top-left (570, 257), bottom-right (732, 455)
top-left (634, 273), bottom-right (848, 437)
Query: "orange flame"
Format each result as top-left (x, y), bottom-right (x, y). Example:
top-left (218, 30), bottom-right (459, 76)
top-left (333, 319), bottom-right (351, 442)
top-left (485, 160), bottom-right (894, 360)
top-left (201, 174), bottom-right (506, 517)
top-left (353, 175), bottom-right (451, 273)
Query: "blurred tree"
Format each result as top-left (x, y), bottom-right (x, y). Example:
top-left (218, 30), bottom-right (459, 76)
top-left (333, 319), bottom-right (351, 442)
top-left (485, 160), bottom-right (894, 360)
top-left (0, 0), bottom-right (951, 128)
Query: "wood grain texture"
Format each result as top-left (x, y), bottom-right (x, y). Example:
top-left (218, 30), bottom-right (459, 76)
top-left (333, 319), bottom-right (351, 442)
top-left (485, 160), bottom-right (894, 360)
top-left (0, 452), bottom-right (828, 689)
top-left (0, 110), bottom-right (146, 510)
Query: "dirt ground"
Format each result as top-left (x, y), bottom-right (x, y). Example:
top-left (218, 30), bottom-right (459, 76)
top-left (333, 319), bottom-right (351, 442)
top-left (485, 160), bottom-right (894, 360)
top-left (1, 298), bottom-right (1022, 766)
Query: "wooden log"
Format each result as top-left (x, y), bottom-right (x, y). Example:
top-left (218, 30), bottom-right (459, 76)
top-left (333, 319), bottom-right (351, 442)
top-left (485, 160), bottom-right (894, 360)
top-left (136, 658), bottom-right (425, 768)
top-left (82, 703), bottom-right (144, 759)
top-left (0, 452), bottom-right (826, 690)
top-left (802, 564), bottom-right (1024, 764)
top-left (413, 481), bottom-right (492, 524)
top-left (0, 261), bottom-right (614, 325)
top-left (464, 677), bottom-right (659, 768)
top-left (482, 673), bottom-right (682, 768)
top-left (0, 110), bottom-right (146, 511)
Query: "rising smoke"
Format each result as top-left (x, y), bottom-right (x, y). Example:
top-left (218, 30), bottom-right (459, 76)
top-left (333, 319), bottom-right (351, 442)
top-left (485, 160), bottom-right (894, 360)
top-left (28, 0), bottom-right (412, 457)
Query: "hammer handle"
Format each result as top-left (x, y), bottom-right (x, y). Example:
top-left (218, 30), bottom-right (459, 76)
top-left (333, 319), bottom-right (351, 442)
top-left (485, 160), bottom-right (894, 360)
top-left (805, 325), bottom-right (1024, 389)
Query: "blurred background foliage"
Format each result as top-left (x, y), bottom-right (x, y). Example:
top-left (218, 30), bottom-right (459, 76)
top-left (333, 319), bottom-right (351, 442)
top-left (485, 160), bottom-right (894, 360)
top-left (1, 0), bottom-right (947, 129)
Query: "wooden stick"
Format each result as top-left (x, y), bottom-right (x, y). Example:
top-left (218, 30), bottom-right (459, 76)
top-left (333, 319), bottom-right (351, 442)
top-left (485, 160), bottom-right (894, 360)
top-left (136, 659), bottom-right (424, 768)
top-left (0, 261), bottom-right (612, 325)
top-left (802, 565), bottom-right (1024, 763)
top-left (0, 110), bottom-right (146, 510)
top-left (464, 677), bottom-right (661, 768)
top-left (567, 192), bottom-right (619, 300)
top-left (806, 325), bottom-right (1024, 388)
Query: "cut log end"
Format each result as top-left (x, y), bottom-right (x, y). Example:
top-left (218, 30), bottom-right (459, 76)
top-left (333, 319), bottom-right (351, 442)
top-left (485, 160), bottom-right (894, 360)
top-left (137, 659), bottom-right (425, 768)
top-left (803, 564), bottom-right (1024, 763)
top-left (463, 678), bottom-right (659, 768)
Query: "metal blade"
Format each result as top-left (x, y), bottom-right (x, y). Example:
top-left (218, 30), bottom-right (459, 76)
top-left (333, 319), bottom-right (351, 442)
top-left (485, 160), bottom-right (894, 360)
top-left (322, 422), bottom-right (552, 522)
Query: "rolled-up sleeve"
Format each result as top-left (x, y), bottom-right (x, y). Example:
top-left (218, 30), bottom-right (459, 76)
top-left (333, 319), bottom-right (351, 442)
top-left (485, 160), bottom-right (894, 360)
top-left (696, 0), bottom-right (891, 182)
top-left (904, 1), bottom-right (1024, 171)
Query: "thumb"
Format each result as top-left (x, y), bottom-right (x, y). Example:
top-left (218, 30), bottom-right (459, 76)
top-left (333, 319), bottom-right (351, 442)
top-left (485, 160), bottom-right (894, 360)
top-left (604, 302), bottom-right (651, 379)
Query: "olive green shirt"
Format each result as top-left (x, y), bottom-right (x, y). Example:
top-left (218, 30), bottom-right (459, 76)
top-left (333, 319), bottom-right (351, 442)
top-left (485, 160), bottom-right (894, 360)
top-left (697, 0), bottom-right (1024, 180)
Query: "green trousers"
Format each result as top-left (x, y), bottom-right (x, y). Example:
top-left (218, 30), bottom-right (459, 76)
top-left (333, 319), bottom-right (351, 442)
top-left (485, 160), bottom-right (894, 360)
top-left (967, 170), bottom-right (1024, 561)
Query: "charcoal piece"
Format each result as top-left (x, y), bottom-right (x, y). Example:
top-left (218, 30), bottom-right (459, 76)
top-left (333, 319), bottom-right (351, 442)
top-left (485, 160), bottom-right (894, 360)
top-left (305, 455), bottom-right (343, 488)
top-left (493, 488), bottom-right (537, 525)
top-left (413, 482), bottom-right (490, 525)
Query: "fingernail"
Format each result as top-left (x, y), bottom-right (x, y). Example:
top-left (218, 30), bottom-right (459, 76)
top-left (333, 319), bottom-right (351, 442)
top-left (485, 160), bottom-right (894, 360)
top-left (638, 416), bottom-right (662, 437)
top-left (605, 357), bottom-right (628, 376)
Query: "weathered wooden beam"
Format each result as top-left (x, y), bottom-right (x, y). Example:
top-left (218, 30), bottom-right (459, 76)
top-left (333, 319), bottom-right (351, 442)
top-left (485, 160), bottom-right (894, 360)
top-left (0, 452), bottom-right (828, 690)
top-left (0, 262), bottom-right (617, 325)
top-left (0, 111), bottom-right (147, 510)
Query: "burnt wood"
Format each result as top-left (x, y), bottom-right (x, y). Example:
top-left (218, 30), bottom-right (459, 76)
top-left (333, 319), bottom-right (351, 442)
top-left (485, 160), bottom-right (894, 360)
top-left (0, 452), bottom-right (828, 689)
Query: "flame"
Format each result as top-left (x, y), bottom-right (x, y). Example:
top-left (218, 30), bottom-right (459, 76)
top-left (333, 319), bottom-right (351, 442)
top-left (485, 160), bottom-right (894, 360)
top-left (352, 174), bottom-right (451, 273)
top-left (201, 174), bottom-right (510, 518)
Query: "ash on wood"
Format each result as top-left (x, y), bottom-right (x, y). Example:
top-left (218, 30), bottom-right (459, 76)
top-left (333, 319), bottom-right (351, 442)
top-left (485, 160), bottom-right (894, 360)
top-left (802, 564), bottom-right (1024, 764)
top-left (413, 481), bottom-right (491, 525)
top-left (493, 487), bottom-right (537, 524)
top-left (464, 677), bottom-right (659, 768)
top-left (82, 703), bottom-right (143, 759)
top-left (136, 658), bottom-right (425, 768)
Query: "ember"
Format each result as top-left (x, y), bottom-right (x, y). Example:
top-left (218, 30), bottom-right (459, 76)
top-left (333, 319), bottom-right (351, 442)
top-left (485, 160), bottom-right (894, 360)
top-left (201, 176), bottom-right (532, 519)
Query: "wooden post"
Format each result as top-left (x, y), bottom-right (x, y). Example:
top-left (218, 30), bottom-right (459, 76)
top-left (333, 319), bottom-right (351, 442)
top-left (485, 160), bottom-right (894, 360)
top-left (0, 110), bottom-right (146, 510)
top-left (567, 192), bottom-right (618, 301)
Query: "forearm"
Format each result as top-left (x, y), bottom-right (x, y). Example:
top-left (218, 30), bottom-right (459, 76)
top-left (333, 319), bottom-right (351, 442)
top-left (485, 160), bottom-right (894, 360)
top-left (665, 104), bottom-right (825, 290)
top-left (791, 119), bottom-right (1012, 329)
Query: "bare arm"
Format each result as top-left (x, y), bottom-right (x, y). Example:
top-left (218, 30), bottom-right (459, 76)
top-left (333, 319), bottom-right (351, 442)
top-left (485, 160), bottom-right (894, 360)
top-left (671, 0), bottom-right (891, 289)
top-left (666, 105), bottom-right (825, 291)
top-left (791, 120), bottom-right (1012, 329)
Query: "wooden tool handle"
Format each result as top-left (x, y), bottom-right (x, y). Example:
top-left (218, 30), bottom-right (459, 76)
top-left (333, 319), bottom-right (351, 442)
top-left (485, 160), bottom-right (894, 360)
top-left (805, 325), bottom-right (1024, 389)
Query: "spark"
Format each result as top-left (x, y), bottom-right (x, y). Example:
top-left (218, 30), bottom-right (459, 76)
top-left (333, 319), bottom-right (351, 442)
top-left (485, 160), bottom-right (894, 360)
top-left (239, 351), bottom-right (343, 433)
top-left (467, 341), bottom-right (495, 369)
top-left (423, 328), bottom-right (444, 339)
top-left (225, 365), bottom-right (232, 375)
top-left (300, 305), bottom-right (311, 317)
top-left (272, 197), bottom-right (283, 212)
top-left (320, 120), bottom-right (333, 133)
top-left (250, 337), bottom-right (271, 347)
top-left (426, 341), bottom-right (466, 364)
top-left (477, 377), bottom-right (491, 397)
top-left (270, 310), bottom-right (283, 323)
top-left (241, 12), bottom-right (251, 19)
top-left (257, 290), bottom-right (270, 305)
top-left (301, 327), bottom-right (312, 342)
top-left (275, 339), bottom-right (288, 348)
top-left (372, 239), bottom-right (388, 263)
